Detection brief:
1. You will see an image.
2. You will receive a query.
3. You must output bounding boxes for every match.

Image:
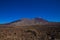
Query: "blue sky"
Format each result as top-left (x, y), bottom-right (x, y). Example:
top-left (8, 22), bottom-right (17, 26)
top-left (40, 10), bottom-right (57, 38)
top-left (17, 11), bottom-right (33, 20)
top-left (0, 0), bottom-right (60, 24)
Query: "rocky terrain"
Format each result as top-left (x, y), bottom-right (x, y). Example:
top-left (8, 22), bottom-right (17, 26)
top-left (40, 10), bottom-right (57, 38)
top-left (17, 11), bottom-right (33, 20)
top-left (0, 18), bottom-right (60, 40)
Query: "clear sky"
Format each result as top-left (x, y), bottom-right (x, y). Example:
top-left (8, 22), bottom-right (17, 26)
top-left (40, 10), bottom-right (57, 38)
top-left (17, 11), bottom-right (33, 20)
top-left (0, 0), bottom-right (60, 24)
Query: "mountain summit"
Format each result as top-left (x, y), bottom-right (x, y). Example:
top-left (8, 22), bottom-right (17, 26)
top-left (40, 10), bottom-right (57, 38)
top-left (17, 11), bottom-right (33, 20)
top-left (3, 17), bottom-right (60, 27)
top-left (33, 17), bottom-right (48, 23)
top-left (8, 18), bottom-right (48, 26)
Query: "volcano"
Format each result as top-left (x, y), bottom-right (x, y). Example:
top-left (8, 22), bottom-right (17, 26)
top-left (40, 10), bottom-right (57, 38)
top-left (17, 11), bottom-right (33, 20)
top-left (1, 17), bottom-right (60, 27)
top-left (6, 18), bottom-right (49, 26)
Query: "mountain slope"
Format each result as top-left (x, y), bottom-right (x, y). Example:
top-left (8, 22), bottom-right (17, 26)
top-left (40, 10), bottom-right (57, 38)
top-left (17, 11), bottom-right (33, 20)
top-left (8, 18), bottom-right (48, 26)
